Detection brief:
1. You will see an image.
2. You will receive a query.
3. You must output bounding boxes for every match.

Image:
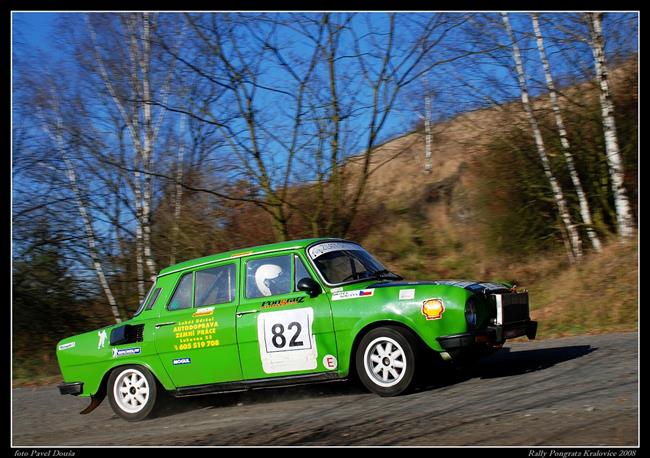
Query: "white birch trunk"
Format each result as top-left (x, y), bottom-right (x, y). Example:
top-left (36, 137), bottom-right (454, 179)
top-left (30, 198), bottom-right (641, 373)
top-left (89, 16), bottom-right (146, 301)
top-left (501, 12), bottom-right (583, 261)
top-left (47, 120), bottom-right (122, 323)
top-left (135, 198), bottom-right (145, 302)
top-left (532, 13), bottom-right (602, 252)
top-left (424, 93), bottom-right (433, 173)
top-left (558, 218), bottom-right (577, 265)
top-left (141, 13), bottom-right (157, 278)
top-left (128, 22), bottom-right (146, 303)
top-left (586, 12), bottom-right (635, 239)
top-left (170, 115), bottom-right (186, 265)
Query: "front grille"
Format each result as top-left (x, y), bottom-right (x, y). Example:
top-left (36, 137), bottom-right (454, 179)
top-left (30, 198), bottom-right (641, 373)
top-left (492, 292), bottom-right (530, 325)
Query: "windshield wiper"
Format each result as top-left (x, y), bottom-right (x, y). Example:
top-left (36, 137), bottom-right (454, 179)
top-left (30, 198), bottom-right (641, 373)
top-left (371, 269), bottom-right (403, 280)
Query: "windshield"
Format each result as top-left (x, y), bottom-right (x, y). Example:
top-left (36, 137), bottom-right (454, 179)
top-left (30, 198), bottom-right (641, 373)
top-left (307, 242), bottom-right (400, 285)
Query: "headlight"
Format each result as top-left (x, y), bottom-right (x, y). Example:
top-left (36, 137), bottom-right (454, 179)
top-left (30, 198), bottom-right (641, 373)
top-left (465, 297), bottom-right (477, 330)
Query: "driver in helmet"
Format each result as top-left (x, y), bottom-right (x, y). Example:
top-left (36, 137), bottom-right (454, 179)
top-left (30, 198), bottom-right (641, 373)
top-left (255, 263), bottom-right (290, 297)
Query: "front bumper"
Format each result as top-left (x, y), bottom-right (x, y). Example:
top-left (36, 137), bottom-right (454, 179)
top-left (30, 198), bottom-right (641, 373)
top-left (58, 382), bottom-right (83, 396)
top-left (437, 320), bottom-right (538, 351)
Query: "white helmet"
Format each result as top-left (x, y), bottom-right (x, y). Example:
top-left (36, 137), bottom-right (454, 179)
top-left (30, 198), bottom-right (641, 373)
top-left (255, 264), bottom-right (284, 297)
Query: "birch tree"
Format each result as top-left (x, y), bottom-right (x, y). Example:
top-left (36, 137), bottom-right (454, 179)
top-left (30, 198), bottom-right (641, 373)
top-left (531, 13), bottom-right (602, 252)
top-left (585, 12), bottom-right (635, 239)
top-left (423, 91), bottom-right (434, 174)
top-left (411, 76), bottom-right (435, 174)
top-left (501, 12), bottom-right (583, 261)
top-left (38, 100), bottom-right (123, 323)
top-left (170, 114), bottom-right (186, 265)
top-left (85, 13), bottom-right (179, 299)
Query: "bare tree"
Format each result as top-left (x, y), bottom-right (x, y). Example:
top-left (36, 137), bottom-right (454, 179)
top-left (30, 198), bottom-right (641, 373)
top-left (585, 12), bottom-right (635, 239)
top-left (160, 13), bottom-right (480, 239)
top-left (414, 77), bottom-right (435, 174)
top-left (36, 94), bottom-right (123, 323)
top-left (314, 13), bottom-right (478, 236)
top-left (85, 13), bottom-right (180, 298)
top-left (170, 114), bottom-right (186, 265)
top-left (532, 13), bottom-right (602, 252)
top-left (501, 12), bottom-right (583, 261)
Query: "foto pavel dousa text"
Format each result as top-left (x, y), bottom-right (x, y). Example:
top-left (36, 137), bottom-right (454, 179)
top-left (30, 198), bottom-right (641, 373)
top-left (15, 451), bottom-right (76, 457)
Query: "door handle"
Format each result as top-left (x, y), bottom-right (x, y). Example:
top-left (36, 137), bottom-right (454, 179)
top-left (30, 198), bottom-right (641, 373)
top-left (155, 321), bottom-right (176, 329)
top-left (236, 310), bottom-right (258, 318)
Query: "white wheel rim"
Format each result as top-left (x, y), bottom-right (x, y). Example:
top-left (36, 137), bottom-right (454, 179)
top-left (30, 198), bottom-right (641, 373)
top-left (113, 368), bottom-right (150, 414)
top-left (363, 336), bottom-right (407, 388)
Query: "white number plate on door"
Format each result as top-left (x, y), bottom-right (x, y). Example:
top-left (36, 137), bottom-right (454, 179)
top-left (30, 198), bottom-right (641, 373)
top-left (257, 307), bottom-right (318, 374)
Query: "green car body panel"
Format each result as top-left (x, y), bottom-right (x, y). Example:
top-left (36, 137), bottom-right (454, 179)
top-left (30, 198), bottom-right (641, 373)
top-left (56, 237), bottom-right (536, 401)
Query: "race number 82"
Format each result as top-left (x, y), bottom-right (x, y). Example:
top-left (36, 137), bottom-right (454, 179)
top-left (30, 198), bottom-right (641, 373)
top-left (260, 308), bottom-right (313, 353)
top-left (271, 322), bottom-right (303, 348)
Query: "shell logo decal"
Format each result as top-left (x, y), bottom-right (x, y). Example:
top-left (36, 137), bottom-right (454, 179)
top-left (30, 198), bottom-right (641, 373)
top-left (422, 298), bottom-right (445, 320)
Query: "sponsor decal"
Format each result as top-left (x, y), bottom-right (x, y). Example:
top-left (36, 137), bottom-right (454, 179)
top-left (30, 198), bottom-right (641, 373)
top-left (399, 289), bottom-right (416, 300)
top-left (323, 354), bottom-right (338, 370)
top-left (330, 287), bottom-right (343, 293)
top-left (173, 357), bottom-right (192, 365)
top-left (422, 298), bottom-right (445, 320)
top-left (58, 342), bottom-right (76, 351)
top-left (260, 296), bottom-right (306, 309)
top-left (172, 316), bottom-right (219, 351)
top-left (112, 347), bottom-right (141, 358)
top-left (331, 289), bottom-right (375, 301)
top-left (308, 242), bottom-right (361, 259)
top-left (97, 329), bottom-right (108, 349)
top-left (192, 306), bottom-right (215, 317)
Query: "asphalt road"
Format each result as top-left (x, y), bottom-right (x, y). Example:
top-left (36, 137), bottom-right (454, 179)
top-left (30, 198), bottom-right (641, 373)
top-left (12, 332), bottom-right (638, 446)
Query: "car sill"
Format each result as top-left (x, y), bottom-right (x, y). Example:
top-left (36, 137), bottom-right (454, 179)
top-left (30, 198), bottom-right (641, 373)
top-left (171, 372), bottom-right (345, 398)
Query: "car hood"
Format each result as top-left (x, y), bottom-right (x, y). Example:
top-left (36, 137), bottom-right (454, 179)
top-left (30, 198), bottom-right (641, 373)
top-left (367, 280), bottom-right (512, 294)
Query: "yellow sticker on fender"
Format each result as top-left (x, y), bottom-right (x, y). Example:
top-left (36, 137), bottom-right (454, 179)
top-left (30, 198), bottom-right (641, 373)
top-left (422, 298), bottom-right (445, 320)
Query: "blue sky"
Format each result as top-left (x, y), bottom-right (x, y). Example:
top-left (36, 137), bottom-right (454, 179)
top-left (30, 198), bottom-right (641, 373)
top-left (12, 12), bottom-right (56, 51)
top-left (12, 11), bottom-right (639, 138)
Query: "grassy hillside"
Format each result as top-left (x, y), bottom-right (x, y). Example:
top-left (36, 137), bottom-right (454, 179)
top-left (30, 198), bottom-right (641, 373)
top-left (529, 238), bottom-right (638, 337)
top-left (353, 58), bottom-right (637, 339)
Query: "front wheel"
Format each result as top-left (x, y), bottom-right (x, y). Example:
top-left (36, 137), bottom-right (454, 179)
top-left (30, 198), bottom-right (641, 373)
top-left (107, 365), bottom-right (158, 421)
top-left (355, 326), bottom-right (419, 396)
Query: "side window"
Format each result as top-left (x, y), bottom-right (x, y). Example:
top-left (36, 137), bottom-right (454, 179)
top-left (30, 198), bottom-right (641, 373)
top-left (195, 264), bottom-right (236, 307)
top-left (246, 255), bottom-right (292, 298)
top-left (294, 255), bottom-right (312, 289)
top-left (168, 272), bottom-right (193, 311)
top-left (145, 288), bottom-right (162, 310)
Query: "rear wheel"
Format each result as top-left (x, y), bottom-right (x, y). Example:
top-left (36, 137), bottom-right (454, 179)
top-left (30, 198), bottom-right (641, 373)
top-left (107, 365), bottom-right (158, 421)
top-left (355, 326), bottom-right (419, 396)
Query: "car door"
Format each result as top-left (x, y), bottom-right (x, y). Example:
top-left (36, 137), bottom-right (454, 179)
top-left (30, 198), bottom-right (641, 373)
top-left (153, 261), bottom-right (242, 387)
top-left (236, 252), bottom-right (339, 380)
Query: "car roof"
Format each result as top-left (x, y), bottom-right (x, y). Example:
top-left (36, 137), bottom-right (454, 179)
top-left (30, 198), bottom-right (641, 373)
top-left (157, 237), bottom-right (349, 277)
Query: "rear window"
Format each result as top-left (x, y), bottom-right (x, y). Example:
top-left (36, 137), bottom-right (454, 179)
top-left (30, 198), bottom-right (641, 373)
top-left (195, 264), bottom-right (237, 306)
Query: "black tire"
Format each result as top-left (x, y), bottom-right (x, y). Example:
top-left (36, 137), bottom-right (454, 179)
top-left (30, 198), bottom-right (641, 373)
top-left (355, 326), bottom-right (420, 396)
top-left (107, 365), bottom-right (158, 421)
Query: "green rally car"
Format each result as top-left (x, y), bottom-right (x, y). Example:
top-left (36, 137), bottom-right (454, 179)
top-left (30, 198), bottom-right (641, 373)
top-left (56, 238), bottom-right (537, 421)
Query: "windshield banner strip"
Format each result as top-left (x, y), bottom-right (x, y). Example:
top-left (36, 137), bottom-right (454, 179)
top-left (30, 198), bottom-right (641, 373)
top-left (308, 242), bottom-right (360, 259)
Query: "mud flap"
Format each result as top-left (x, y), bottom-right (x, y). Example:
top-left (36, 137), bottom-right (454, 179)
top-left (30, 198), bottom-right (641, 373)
top-left (80, 391), bottom-right (106, 415)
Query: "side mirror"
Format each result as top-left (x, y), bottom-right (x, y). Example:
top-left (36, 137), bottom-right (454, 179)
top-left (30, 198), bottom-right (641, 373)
top-left (297, 277), bottom-right (321, 297)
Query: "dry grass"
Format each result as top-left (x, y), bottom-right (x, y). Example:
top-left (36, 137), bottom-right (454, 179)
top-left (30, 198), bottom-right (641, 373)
top-left (529, 237), bottom-right (638, 338)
